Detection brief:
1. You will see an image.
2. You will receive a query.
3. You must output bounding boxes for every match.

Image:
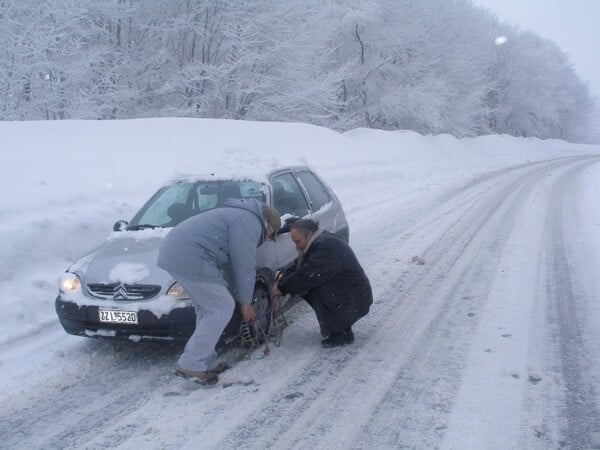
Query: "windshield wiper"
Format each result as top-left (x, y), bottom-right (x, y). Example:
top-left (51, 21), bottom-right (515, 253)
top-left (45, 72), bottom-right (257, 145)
top-left (126, 224), bottom-right (159, 231)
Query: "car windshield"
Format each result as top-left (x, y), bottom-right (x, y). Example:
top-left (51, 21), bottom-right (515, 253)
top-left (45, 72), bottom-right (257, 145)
top-left (128, 180), bottom-right (265, 229)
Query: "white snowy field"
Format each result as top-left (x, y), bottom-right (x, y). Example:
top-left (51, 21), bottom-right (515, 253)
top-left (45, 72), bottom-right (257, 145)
top-left (1, 118), bottom-right (599, 449)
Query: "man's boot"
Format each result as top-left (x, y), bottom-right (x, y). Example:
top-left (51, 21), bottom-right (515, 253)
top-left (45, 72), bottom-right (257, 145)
top-left (321, 327), bottom-right (354, 348)
top-left (174, 367), bottom-right (219, 385)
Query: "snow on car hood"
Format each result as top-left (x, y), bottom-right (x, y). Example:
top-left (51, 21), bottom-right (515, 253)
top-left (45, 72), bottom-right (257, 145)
top-left (73, 229), bottom-right (172, 287)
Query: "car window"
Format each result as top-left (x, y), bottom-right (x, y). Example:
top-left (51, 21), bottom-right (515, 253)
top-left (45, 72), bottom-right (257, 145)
top-left (132, 183), bottom-right (193, 227)
top-left (130, 180), bottom-right (264, 228)
top-left (296, 171), bottom-right (331, 211)
top-left (271, 173), bottom-right (310, 217)
top-left (192, 182), bottom-right (227, 210)
top-left (239, 181), bottom-right (266, 202)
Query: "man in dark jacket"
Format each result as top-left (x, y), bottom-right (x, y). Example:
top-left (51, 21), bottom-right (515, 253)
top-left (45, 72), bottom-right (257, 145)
top-left (271, 219), bottom-right (372, 348)
top-left (158, 198), bottom-right (280, 384)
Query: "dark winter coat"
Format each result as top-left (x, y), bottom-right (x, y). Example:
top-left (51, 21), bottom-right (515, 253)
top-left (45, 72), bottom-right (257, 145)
top-left (278, 231), bottom-right (372, 336)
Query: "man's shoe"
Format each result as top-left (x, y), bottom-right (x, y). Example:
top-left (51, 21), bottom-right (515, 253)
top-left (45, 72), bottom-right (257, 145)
top-left (321, 328), bottom-right (354, 348)
top-left (209, 361), bottom-right (231, 374)
top-left (174, 368), bottom-right (219, 385)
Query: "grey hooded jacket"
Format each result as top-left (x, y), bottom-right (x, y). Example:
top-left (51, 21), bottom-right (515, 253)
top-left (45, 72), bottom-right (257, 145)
top-left (157, 198), bottom-right (267, 304)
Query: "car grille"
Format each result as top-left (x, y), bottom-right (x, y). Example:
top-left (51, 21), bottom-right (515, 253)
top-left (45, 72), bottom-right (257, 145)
top-left (86, 283), bottom-right (161, 301)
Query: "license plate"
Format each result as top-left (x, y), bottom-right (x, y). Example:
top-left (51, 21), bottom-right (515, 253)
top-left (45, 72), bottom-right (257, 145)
top-left (99, 309), bottom-right (138, 324)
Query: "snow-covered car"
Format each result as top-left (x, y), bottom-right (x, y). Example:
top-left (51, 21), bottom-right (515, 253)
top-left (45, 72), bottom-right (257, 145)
top-left (55, 166), bottom-right (348, 343)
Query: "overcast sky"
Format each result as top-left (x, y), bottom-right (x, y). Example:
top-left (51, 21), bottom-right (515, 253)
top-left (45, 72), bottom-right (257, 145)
top-left (475, 0), bottom-right (600, 98)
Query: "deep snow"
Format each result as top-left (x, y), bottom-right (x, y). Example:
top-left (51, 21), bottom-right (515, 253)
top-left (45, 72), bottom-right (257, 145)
top-left (1, 118), bottom-right (599, 449)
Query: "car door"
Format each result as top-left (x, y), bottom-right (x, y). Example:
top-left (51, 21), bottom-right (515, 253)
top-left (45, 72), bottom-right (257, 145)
top-left (295, 169), bottom-right (349, 242)
top-left (259, 171), bottom-right (311, 270)
top-left (258, 168), bottom-right (348, 272)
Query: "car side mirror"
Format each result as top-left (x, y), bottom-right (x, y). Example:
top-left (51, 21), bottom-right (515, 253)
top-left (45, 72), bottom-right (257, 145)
top-left (278, 216), bottom-right (299, 234)
top-left (113, 220), bottom-right (128, 232)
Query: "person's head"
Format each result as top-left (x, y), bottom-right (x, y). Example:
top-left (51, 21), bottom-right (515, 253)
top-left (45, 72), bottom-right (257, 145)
top-left (290, 218), bottom-right (319, 251)
top-left (262, 204), bottom-right (281, 240)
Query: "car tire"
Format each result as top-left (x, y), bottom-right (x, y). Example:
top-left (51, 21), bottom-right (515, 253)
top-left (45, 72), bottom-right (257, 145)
top-left (245, 269), bottom-right (274, 344)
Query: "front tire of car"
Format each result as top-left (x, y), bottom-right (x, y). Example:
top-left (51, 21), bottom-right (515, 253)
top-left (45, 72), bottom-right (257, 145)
top-left (246, 269), bottom-right (274, 344)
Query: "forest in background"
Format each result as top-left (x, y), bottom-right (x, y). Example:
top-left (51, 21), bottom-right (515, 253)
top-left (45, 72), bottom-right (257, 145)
top-left (1, 0), bottom-right (597, 142)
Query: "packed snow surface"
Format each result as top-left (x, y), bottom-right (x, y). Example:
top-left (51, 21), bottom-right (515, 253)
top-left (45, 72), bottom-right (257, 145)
top-left (1, 118), bottom-right (599, 449)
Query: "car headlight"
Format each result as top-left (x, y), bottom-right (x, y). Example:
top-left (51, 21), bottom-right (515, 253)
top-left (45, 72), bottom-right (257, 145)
top-left (60, 272), bottom-right (81, 293)
top-left (166, 282), bottom-right (189, 300)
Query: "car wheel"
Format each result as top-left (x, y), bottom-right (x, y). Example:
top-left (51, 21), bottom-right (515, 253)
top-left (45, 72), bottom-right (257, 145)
top-left (243, 269), bottom-right (273, 345)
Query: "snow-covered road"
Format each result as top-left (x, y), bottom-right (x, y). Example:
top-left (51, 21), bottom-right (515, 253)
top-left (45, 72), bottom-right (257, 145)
top-left (2, 140), bottom-right (599, 449)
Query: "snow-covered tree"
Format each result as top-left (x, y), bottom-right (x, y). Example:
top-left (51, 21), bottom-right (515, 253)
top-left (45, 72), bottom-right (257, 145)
top-left (0, 0), bottom-right (89, 119)
top-left (487, 29), bottom-right (594, 141)
top-left (0, 0), bottom-right (596, 142)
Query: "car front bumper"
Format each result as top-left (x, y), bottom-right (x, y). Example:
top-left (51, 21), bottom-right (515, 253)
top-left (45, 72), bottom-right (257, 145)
top-left (55, 296), bottom-right (196, 341)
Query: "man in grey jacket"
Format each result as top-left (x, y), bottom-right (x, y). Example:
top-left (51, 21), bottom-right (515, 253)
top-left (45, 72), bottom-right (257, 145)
top-left (158, 198), bottom-right (280, 385)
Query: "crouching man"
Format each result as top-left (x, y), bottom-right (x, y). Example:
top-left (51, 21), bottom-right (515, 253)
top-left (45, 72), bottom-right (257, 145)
top-left (271, 219), bottom-right (372, 348)
top-left (158, 198), bottom-right (280, 385)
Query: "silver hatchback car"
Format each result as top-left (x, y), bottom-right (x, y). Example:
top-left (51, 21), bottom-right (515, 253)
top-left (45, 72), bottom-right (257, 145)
top-left (55, 166), bottom-right (349, 342)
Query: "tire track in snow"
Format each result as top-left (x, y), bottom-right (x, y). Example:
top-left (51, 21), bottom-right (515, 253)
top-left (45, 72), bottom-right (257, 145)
top-left (0, 340), bottom-right (181, 449)
top-left (540, 159), bottom-right (600, 449)
top-left (319, 157), bottom-right (600, 449)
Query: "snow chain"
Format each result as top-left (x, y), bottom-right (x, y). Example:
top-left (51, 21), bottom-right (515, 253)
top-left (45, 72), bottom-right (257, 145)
top-left (239, 294), bottom-right (290, 359)
top-left (239, 322), bottom-right (261, 348)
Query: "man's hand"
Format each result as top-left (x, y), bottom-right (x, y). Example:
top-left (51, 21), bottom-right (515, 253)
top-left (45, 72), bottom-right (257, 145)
top-left (240, 303), bottom-right (256, 323)
top-left (271, 283), bottom-right (282, 297)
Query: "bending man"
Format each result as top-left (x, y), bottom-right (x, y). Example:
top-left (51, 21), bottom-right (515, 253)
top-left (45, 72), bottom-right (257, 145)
top-left (158, 198), bottom-right (280, 384)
